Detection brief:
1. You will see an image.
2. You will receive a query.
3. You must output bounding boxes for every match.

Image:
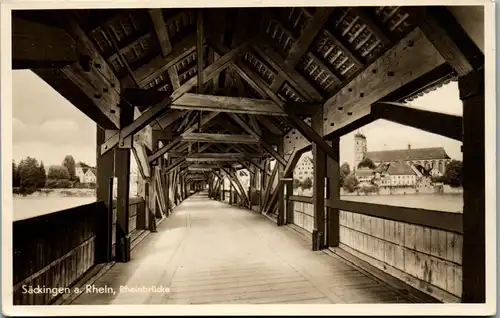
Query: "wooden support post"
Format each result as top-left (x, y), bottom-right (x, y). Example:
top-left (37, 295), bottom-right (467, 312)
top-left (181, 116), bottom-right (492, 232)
top-left (166, 157), bottom-right (172, 215)
top-left (312, 107), bottom-right (326, 251)
top-left (460, 68), bottom-right (485, 303)
top-left (114, 104), bottom-right (133, 262)
top-left (326, 138), bottom-right (340, 247)
top-left (285, 168), bottom-right (294, 225)
top-left (277, 140), bottom-right (285, 226)
top-left (146, 182), bottom-right (157, 232)
top-left (229, 182), bottom-right (233, 205)
top-left (260, 160), bottom-right (266, 212)
top-left (96, 128), bottom-right (115, 263)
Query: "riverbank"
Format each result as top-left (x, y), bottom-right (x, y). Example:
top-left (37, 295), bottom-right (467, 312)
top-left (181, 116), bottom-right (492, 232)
top-left (13, 188), bottom-right (96, 198)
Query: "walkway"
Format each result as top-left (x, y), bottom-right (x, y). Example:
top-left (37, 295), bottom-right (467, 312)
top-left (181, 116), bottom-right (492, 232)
top-left (71, 192), bottom-right (414, 304)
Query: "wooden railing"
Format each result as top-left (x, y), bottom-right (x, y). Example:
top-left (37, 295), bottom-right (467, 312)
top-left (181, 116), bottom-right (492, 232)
top-left (288, 195), bottom-right (463, 303)
top-left (13, 198), bottom-right (145, 305)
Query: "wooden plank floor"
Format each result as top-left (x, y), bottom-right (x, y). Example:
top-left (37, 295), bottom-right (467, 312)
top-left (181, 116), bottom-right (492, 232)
top-left (71, 192), bottom-right (414, 305)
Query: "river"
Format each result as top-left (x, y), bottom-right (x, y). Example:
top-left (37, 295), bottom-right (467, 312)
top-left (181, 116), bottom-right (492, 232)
top-left (11, 192), bottom-right (463, 222)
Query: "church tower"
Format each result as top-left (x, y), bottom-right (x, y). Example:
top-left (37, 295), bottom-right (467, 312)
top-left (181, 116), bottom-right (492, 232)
top-left (354, 132), bottom-right (367, 170)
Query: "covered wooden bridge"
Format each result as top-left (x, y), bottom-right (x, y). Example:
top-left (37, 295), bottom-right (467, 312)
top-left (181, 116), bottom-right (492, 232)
top-left (11, 5), bottom-right (486, 306)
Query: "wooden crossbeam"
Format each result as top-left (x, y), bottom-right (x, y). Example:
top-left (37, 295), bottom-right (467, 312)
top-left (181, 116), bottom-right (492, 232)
top-left (413, 6), bottom-right (483, 76)
top-left (154, 110), bottom-right (186, 130)
top-left (102, 36), bottom-right (247, 155)
top-left (228, 113), bottom-right (287, 166)
top-left (221, 167), bottom-right (250, 204)
top-left (165, 144), bottom-right (210, 174)
top-left (264, 148), bottom-right (303, 213)
top-left (181, 133), bottom-right (260, 144)
top-left (33, 17), bottom-right (121, 130)
top-left (323, 28), bottom-right (446, 138)
top-left (122, 34), bottom-right (196, 89)
top-left (12, 15), bottom-right (79, 69)
top-left (227, 52), bottom-right (339, 162)
top-left (132, 142), bottom-right (151, 178)
top-left (167, 66), bottom-right (181, 90)
top-left (149, 9), bottom-right (172, 57)
top-left (186, 153), bottom-right (250, 162)
top-left (171, 93), bottom-right (321, 116)
top-left (148, 112), bottom-right (220, 163)
top-left (372, 102), bottom-right (463, 141)
top-left (172, 93), bottom-right (284, 116)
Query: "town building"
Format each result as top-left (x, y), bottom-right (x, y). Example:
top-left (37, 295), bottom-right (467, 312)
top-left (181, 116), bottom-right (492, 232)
top-left (373, 161), bottom-right (418, 187)
top-left (75, 163), bottom-right (96, 184)
top-left (354, 133), bottom-right (451, 174)
top-left (294, 153), bottom-right (313, 182)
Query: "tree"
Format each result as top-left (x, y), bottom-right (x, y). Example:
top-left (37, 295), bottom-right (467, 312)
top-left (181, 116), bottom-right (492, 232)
top-left (62, 155), bottom-right (76, 181)
top-left (37, 161), bottom-right (47, 188)
top-left (357, 157), bottom-right (376, 170)
top-left (12, 161), bottom-right (21, 187)
top-left (48, 165), bottom-right (71, 180)
top-left (17, 157), bottom-right (40, 191)
top-left (340, 162), bottom-right (351, 186)
top-left (441, 160), bottom-right (462, 187)
top-left (301, 177), bottom-right (313, 190)
top-left (343, 174), bottom-right (359, 193)
top-left (293, 178), bottom-right (301, 189)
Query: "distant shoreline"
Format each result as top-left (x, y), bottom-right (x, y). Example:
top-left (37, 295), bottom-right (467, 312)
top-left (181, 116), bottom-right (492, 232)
top-left (13, 188), bottom-right (96, 198)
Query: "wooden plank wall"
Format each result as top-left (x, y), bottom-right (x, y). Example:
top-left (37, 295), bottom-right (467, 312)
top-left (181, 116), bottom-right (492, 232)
top-left (13, 202), bottom-right (101, 305)
top-left (288, 197), bottom-right (462, 302)
top-left (339, 210), bottom-right (462, 303)
top-left (292, 201), bottom-right (315, 233)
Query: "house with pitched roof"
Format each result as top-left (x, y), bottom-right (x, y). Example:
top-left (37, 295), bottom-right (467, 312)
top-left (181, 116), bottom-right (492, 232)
top-left (75, 162), bottom-right (96, 184)
top-left (373, 161), bottom-right (417, 188)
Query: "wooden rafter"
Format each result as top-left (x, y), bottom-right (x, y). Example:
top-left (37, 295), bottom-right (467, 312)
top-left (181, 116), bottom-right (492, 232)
top-left (149, 9), bottom-right (173, 57)
top-left (412, 6), bottom-right (483, 76)
top-left (268, 8), bottom-right (335, 95)
top-left (102, 37), bottom-right (252, 155)
top-left (149, 111), bottom-right (220, 163)
top-left (181, 133), bottom-right (260, 144)
top-left (323, 27), bottom-right (446, 138)
top-left (228, 113), bottom-right (287, 166)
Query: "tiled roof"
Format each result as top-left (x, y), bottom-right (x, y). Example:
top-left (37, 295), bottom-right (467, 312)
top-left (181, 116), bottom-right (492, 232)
top-left (355, 168), bottom-right (374, 177)
top-left (365, 147), bottom-right (450, 162)
top-left (385, 161), bottom-right (416, 175)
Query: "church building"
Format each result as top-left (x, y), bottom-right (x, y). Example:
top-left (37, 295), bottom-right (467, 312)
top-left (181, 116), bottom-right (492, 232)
top-left (354, 133), bottom-right (451, 175)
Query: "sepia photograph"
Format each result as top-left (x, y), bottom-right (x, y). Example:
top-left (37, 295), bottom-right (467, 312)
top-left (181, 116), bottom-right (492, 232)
top-left (1, 1), bottom-right (496, 316)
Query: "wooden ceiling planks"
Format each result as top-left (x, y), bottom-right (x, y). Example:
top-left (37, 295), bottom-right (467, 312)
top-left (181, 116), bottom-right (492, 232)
top-left (14, 6), bottom-right (484, 169)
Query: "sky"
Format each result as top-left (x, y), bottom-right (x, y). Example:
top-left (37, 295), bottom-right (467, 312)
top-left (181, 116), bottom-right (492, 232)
top-left (12, 69), bottom-right (463, 170)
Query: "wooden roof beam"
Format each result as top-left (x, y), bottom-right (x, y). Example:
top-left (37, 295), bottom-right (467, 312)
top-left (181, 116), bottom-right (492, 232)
top-left (267, 9), bottom-right (335, 97)
top-left (371, 102), bottom-right (463, 141)
top-left (12, 15), bottom-right (79, 69)
top-left (253, 41), bottom-right (323, 102)
top-left (181, 133), bottom-right (260, 144)
top-left (29, 15), bottom-right (122, 129)
top-left (323, 27), bottom-right (446, 138)
top-left (121, 34), bottom-right (196, 89)
top-left (149, 9), bottom-right (173, 57)
top-left (103, 37), bottom-right (249, 155)
top-left (413, 6), bottom-right (484, 76)
top-left (228, 113), bottom-right (287, 166)
top-left (148, 111), bottom-right (220, 163)
top-left (196, 9), bottom-right (205, 94)
top-left (225, 51), bottom-right (338, 162)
